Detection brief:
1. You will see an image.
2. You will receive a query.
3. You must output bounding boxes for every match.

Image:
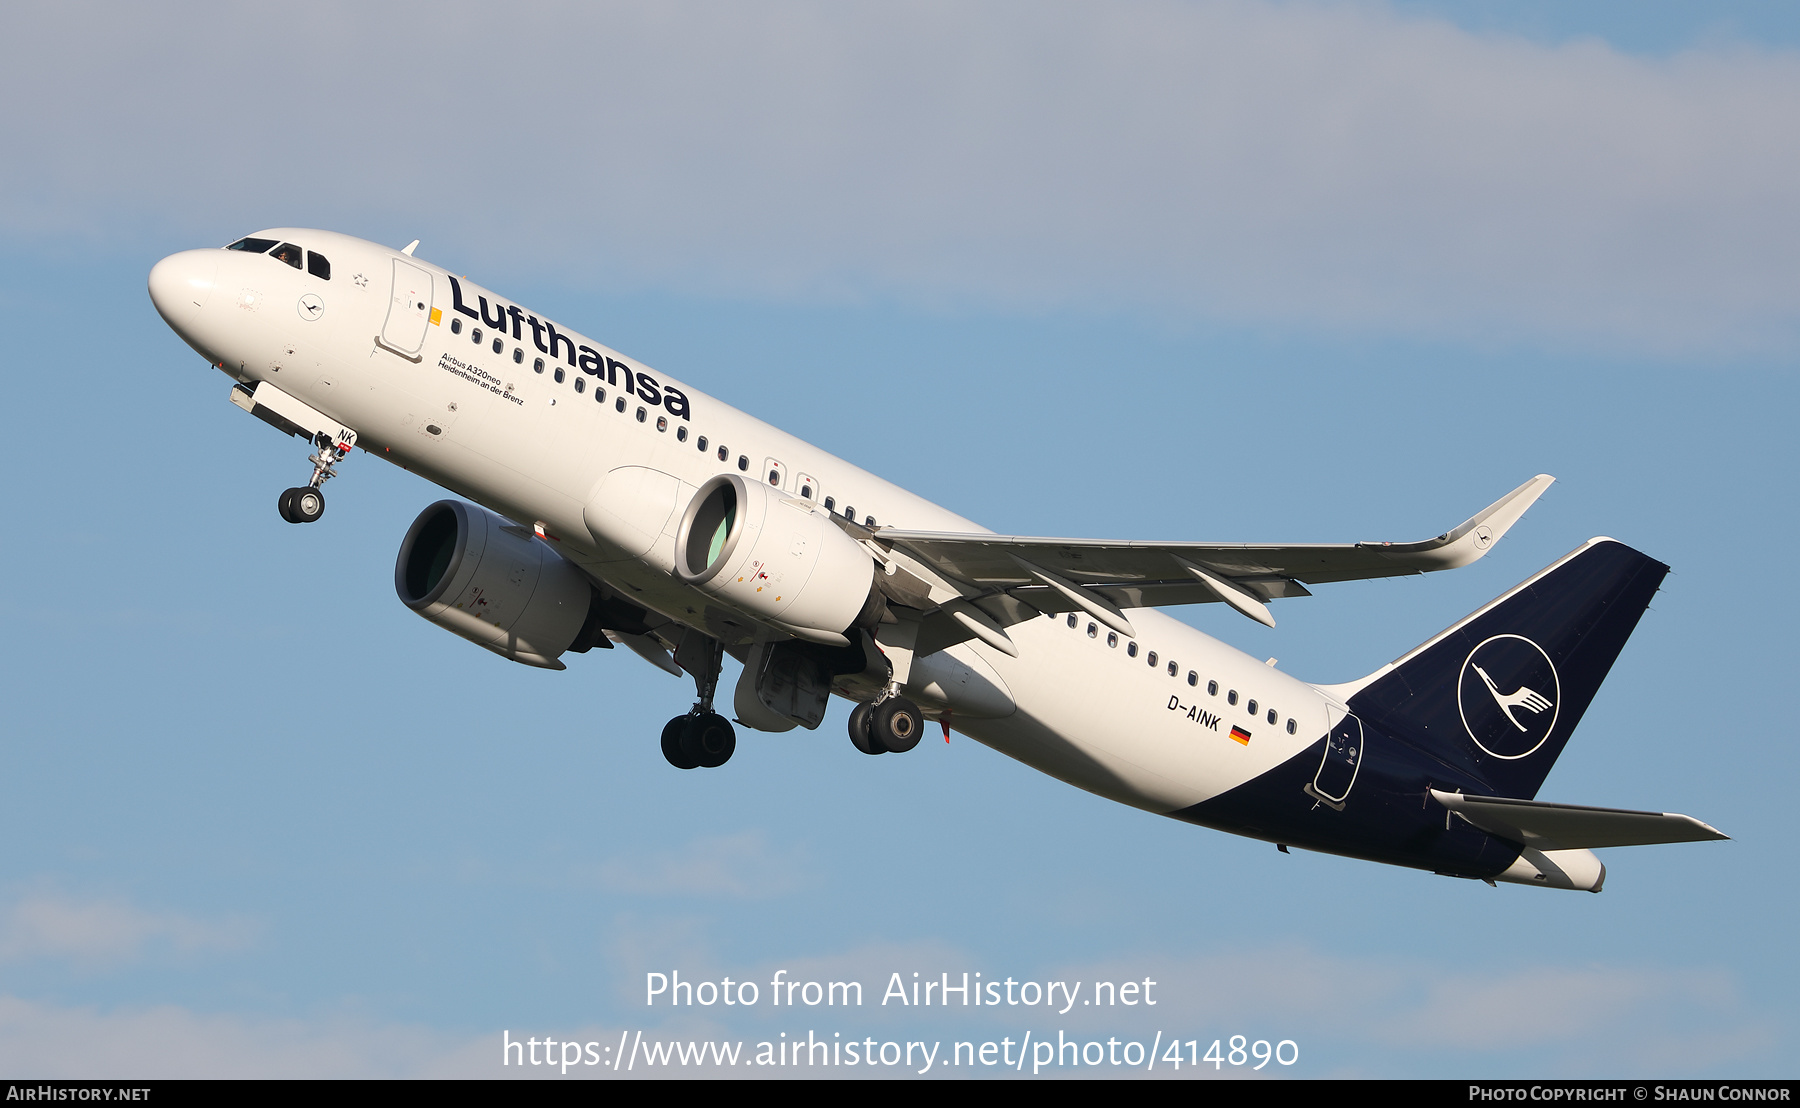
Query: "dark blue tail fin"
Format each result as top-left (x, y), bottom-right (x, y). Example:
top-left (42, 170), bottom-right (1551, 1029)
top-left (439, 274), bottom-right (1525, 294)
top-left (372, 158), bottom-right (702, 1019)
top-left (1341, 539), bottom-right (1668, 799)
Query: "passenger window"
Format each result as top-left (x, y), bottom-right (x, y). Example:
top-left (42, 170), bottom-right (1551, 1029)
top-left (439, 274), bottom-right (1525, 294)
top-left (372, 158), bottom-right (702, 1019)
top-left (1286, 719), bottom-right (1297, 734)
top-left (1147, 651), bottom-right (1158, 667)
top-left (595, 387), bottom-right (607, 403)
top-left (824, 496), bottom-right (835, 511)
top-left (307, 252), bottom-right (331, 280)
top-left (451, 318), bottom-right (462, 335)
top-left (1267, 709), bottom-right (1278, 725)
top-left (574, 377), bottom-right (585, 394)
top-left (844, 505), bottom-right (855, 520)
top-left (616, 397), bottom-right (627, 413)
top-left (472, 327), bottom-right (482, 343)
top-left (1186, 670), bottom-right (1197, 685)
top-left (226, 237), bottom-right (277, 254)
top-left (658, 416), bottom-right (668, 432)
top-left (1127, 642), bottom-right (1138, 658)
top-left (698, 436), bottom-right (709, 452)
top-left (1227, 689), bottom-right (1237, 705)
top-left (514, 349), bottom-right (525, 364)
top-left (677, 426), bottom-right (688, 442)
top-left (769, 469), bottom-right (780, 486)
top-left (1207, 680), bottom-right (1218, 696)
top-left (492, 338), bottom-right (503, 354)
top-left (271, 243), bottom-right (303, 269)
top-left (864, 516), bottom-right (875, 527)
top-left (1068, 614), bottom-right (1078, 628)
top-left (553, 367), bottom-right (565, 383)
top-left (717, 445), bottom-right (728, 461)
top-left (737, 455), bottom-right (748, 471)
top-left (534, 357), bottom-right (545, 373)
top-left (1107, 632), bottom-right (1118, 648)
top-left (1087, 623), bottom-right (1097, 638)
top-left (636, 407), bottom-right (647, 422)
top-left (1247, 699), bottom-right (1257, 715)
top-left (1168, 661), bottom-right (1178, 677)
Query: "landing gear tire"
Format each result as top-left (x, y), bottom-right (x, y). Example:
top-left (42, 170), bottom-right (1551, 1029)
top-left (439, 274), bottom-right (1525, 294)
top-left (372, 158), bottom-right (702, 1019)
top-left (681, 712), bottom-right (736, 768)
top-left (280, 486), bottom-right (324, 524)
top-left (871, 697), bottom-right (923, 753)
top-left (848, 701), bottom-right (886, 755)
top-left (662, 715), bottom-right (700, 770)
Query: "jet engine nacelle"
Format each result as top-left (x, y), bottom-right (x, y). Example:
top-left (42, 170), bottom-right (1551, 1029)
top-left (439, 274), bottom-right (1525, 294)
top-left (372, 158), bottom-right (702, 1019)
top-left (395, 500), bottom-right (607, 669)
top-left (674, 474), bottom-right (881, 643)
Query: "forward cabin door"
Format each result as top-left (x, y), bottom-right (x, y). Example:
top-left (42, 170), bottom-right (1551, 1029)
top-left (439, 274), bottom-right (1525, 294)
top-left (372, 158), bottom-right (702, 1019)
top-left (379, 258), bottom-right (435, 360)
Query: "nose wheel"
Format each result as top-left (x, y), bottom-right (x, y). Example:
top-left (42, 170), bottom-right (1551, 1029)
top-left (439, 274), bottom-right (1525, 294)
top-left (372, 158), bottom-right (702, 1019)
top-left (277, 430), bottom-right (355, 525)
top-left (278, 486), bottom-right (325, 524)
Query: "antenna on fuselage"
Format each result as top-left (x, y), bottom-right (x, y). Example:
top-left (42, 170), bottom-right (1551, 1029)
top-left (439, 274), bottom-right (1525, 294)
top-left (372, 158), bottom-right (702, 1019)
top-left (401, 239), bottom-right (420, 256)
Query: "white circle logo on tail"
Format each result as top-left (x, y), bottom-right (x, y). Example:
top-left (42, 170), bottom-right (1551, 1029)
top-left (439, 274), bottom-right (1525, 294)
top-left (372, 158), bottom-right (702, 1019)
top-left (1457, 634), bottom-right (1560, 759)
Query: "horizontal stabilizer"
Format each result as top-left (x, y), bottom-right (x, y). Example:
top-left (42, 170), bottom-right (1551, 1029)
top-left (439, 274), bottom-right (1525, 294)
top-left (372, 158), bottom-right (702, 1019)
top-left (1431, 789), bottom-right (1728, 850)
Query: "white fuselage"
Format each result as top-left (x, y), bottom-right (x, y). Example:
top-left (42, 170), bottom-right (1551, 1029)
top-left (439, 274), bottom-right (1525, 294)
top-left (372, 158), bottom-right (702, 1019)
top-left (150, 229), bottom-right (1333, 821)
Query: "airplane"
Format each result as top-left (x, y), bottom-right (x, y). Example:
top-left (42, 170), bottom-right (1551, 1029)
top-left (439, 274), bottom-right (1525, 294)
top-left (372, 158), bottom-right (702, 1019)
top-left (146, 228), bottom-right (1726, 893)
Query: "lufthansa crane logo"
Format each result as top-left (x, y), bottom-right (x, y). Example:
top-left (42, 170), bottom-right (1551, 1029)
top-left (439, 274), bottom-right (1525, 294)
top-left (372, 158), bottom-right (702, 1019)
top-left (1456, 634), bottom-right (1560, 759)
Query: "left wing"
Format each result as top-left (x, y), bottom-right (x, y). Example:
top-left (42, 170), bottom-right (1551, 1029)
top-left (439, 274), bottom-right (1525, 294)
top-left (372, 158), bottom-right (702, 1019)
top-left (872, 475), bottom-right (1552, 654)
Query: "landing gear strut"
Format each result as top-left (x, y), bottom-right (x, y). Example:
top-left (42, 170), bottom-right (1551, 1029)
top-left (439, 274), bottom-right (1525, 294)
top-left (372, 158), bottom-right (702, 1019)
top-left (278, 429), bottom-right (355, 525)
top-left (849, 692), bottom-right (922, 755)
top-left (662, 633), bottom-right (736, 769)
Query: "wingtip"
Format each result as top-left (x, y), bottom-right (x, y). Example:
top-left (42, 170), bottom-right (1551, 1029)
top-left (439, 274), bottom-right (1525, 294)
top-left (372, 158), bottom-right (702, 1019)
top-left (1413, 474), bottom-right (1556, 570)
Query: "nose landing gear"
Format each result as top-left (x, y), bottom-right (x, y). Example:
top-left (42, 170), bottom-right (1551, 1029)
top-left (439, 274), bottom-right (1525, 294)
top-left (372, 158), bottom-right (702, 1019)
top-left (278, 429), bottom-right (356, 525)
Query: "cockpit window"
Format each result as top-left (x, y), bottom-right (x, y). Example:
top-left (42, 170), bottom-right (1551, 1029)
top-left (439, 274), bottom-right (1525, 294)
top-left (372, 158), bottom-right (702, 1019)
top-left (307, 252), bottom-right (330, 280)
top-left (226, 237), bottom-right (278, 254)
top-left (271, 243), bottom-right (304, 269)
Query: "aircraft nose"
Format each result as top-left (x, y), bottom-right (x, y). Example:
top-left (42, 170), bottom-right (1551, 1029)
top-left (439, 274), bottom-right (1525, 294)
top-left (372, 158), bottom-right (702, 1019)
top-left (147, 249), bottom-right (219, 329)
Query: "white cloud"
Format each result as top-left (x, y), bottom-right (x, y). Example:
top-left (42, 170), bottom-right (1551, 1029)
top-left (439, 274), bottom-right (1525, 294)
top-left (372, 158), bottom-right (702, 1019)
top-left (594, 830), bottom-right (810, 898)
top-left (1040, 946), bottom-right (1773, 1072)
top-left (9, 2), bottom-right (1800, 353)
top-left (0, 996), bottom-right (486, 1078)
top-left (0, 892), bottom-right (253, 967)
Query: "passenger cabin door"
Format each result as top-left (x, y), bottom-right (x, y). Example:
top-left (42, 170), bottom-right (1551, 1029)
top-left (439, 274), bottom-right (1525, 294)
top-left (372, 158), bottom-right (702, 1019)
top-left (379, 258), bottom-right (434, 361)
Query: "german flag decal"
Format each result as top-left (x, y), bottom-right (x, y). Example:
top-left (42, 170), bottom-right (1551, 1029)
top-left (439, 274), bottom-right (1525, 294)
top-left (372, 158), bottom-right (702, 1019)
top-left (1229, 726), bottom-right (1252, 746)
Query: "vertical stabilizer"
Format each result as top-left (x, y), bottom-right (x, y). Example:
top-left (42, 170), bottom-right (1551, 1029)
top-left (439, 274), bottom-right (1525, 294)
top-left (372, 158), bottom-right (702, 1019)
top-left (1343, 539), bottom-right (1668, 799)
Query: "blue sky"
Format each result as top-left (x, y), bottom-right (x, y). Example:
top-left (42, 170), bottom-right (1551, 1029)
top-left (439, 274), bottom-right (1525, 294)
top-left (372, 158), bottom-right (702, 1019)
top-left (0, 1), bottom-right (1794, 1078)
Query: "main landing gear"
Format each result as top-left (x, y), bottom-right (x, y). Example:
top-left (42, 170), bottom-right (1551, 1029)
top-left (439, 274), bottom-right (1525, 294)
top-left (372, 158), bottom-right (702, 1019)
top-left (278, 429), bottom-right (355, 525)
top-left (849, 693), bottom-right (923, 756)
top-left (663, 634), bottom-right (736, 770)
